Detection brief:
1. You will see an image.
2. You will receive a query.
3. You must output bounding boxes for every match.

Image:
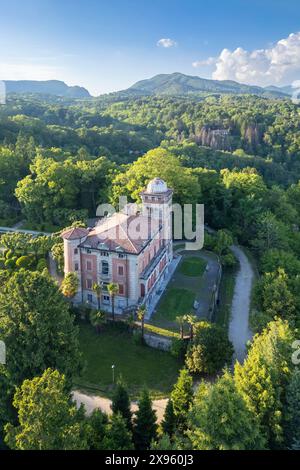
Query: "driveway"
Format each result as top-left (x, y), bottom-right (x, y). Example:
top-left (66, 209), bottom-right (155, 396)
top-left (228, 246), bottom-right (254, 364)
top-left (72, 390), bottom-right (167, 423)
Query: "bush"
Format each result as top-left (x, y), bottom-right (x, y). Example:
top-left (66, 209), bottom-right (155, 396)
top-left (170, 338), bottom-right (188, 361)
top-left (185, 322), bottom-right (233, 375)
top-left (4, 257), bottom-right (17, 270)
top-left (5, 249), bottom-right (14, 260)
top-left (16, 255), bottom-right (32, 269)
top-left (36, 258), bottom-right (47, 272)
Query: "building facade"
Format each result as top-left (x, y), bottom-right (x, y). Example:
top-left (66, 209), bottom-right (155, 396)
top-left (61, 178), bottom-right (174, 314)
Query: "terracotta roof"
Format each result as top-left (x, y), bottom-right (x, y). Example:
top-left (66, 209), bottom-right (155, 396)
top-left (79, 212), bottom-right (161, 255)
top-left (61, 227), bottom-right (89, 240)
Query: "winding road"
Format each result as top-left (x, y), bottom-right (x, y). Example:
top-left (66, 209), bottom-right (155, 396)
top-left (228, 246), bottom-right (254, 364)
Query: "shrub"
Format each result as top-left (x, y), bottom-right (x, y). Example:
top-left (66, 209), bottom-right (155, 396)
top-left (170, 338), bottom-right (188, 361)
top-left (5, 249), bottom-right (14, 260)
top-left (185, 321), bottom-right (233, 375)
top-left (5, 257), bottom-right (17, 270)
top-left (16, 255), bottom-right (32, 269)
top-left (36, 258), bottom-right (47, 272)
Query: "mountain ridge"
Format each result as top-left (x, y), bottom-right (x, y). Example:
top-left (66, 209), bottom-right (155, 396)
top-left (123, 72), bottom-right (289, 98)
top-left (3, 80), bottom-right (91, 98)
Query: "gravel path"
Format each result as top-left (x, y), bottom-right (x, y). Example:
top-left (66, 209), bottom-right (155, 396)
top-left (229, 246), bottom-right (254, 364)
top-left (72, 390), bottom-right (168, 423)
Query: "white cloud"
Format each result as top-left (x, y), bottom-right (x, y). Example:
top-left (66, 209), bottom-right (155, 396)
top-left (0, 62), bottom-right (63, 81)
top-left (193, 32), bottom-right (300, 86)
top-left (157, 38), bottom-right (177, 48)
top-left (192, 57), bottom-right (215, 68)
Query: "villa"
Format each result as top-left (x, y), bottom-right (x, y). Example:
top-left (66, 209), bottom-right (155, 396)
top-left (61, 178), bottom-right (175, 315)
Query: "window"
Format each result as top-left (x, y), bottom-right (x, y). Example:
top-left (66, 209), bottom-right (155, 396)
top-left (87, 294), bottom-right (93, 303)
top-left (74, 248), bottom-right (78, 255)
top-left (86, 279), bottom-right (93, 289)
top-left (74, 262), bottom-right (79, 271)
top-left (86, 249), bottom-right (92, 254)
top-left (102, 260), bottom-right (109, 275)
top-left (101, 251), bottom-right (109, 257)
top-left (118, 253), bottom-right (125, 259)
top-left (119, 284), bottom-right (124, 295)
top-left (103, 295), bottom-right (110, 304)
top-left (86, 260), bottom-right (92, 271)
top-left (118, 265), bottom-right (124, 276)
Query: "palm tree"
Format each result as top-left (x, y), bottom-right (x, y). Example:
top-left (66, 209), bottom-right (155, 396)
top-left (137, 305), bottom-right (147, 340)
top-left (90, 310), bottom-right (106, 334)
top-left (176, 315), bottom-right (185, 340)
top-left (108, 283), bottom-right (119, 321)
top-left (93, 282), bottom-right (103, 310)
top-left (184, 314), bottom-right (198, 341)
top-left (126, 313), bottom-right (135, 332)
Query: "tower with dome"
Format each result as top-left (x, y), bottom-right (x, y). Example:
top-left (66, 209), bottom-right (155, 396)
top-left (61, 178), bottom-right (174, 316)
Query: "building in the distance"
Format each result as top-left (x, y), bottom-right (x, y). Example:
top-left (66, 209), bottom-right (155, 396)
top-left (61, 178), bottom-right (174, 315)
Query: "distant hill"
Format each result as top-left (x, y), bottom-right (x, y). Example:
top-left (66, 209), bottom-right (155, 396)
top-left (3, 80), bottom-right (91, 98)
top-left (123, 72), bottom-right (288, 98)
top-left (265, 84), bottom-right (294, 96)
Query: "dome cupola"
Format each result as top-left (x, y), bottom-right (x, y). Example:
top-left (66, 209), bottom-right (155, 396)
top-left (146, 178), bottom-right (168, 194)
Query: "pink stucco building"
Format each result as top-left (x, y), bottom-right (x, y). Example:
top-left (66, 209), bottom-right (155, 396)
top-left (61, 178), bottom-right (174, 315)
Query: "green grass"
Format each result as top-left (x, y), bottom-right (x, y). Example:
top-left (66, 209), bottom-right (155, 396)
top-left (215, 266), bottom-right (237, 329)
top-left (74, 323), bottom-right (180, 399)
top-left (179, 257), bottom-right (206, 277)
top-left (154, 287), bottom-right (194, 322)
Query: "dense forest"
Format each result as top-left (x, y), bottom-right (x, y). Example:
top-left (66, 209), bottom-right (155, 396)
top-left (1, 91), bottom-right (300, 450)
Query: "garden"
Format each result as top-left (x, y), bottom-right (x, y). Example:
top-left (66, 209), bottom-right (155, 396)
top-left (74, 322), bottom-right (181, 399)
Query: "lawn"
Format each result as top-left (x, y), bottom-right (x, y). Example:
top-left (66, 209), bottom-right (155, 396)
top-left (179, 257), bottom-right (207, 277)
top-left (152, 287), bottom-right (194, 324)
top-left (74, 323), bottom-right (181, 399)
top-left (215, 266), bottom-right (237, 329)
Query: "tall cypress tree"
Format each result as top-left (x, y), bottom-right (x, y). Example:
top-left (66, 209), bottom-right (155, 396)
top-left (171, 368), bottom-right (194, 432)
top-left (111, 379), bottom-right (132, 431)
top-left (102, 413), bottom-right (134, 450)
top-left (161, 399), bottom-right (176, 437)
top-left (134, 389), bottom-right (157, 450)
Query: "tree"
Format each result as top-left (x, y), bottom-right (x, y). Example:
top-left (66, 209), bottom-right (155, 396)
top-left (102, 413), bottom-right (134, 450)
top-left (85, 409), bottom-right (108, 450)
top-left (61, 272), bottom-right (79, 299)
top-left (111, 148), bottom-right (201, 206)
top-left (111, 379), bottom-right (132, 431)
top-left (108, 283), bottom-right (119, 321)
top-left (161, 399), bottom-right (176, 438)
top-left (93, 283), bottom-right (103, 310)
top-left (90, 310), bottom-right (106, 334)
top-left (183, 314), bottom-right (197, 340)
top-left (170, 369), bottom-right (193, 432)
top-left (137, 305), bottom-right (146, 340)
top-left (187, 371), bottom-right (265, 450)
top-left (176, 316), bottom-right (185, 340)
top-left (185, 321), bottom-right (233, 375)
top-left (0, 270), bottom-right (81, 386)
top-left (285, 370), bottom-right (300, 448)
top-left (234, 319), bottom-right (295, 448)
top-left (4, 369), bottom-right (88, 450)
top-left (51, 242), bottom-right (64, 273)
top-left (134, 389), bottom-right (157, 450)
top-left (254, 269), bottom-right (296, 326)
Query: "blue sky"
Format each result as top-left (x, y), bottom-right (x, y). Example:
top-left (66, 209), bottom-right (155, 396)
top-left (1, 0), bottom-right (300, 95)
